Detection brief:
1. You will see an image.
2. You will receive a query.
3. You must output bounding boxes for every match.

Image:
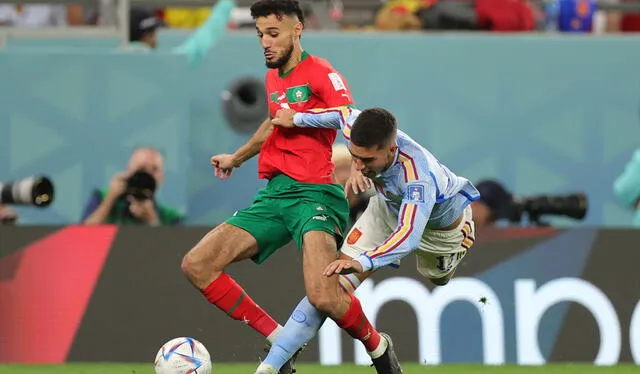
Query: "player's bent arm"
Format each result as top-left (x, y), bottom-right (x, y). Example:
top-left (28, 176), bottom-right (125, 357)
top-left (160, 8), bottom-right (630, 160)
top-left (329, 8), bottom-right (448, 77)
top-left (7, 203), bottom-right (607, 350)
top-left (232, 117), bottom-right (273, 165)
top-left (613, 149), bottom-right (640, 208)
top-left (293, 107), bottom-right (361, 140)
top-left (354, 181), bottom-right (436, 271)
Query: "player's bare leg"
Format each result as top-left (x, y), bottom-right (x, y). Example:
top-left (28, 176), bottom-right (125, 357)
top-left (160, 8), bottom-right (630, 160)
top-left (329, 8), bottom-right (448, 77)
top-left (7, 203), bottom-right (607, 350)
top-left (181, 223), bottom-right (284, 344)
top-left (255, 232), bottom-right (402, 374)
top-left (256, 251), bottom-right (374, 374)
top-left (182, 223), bottom-right (257, 287)
top-left (301, 231), bottom-right (402, 374)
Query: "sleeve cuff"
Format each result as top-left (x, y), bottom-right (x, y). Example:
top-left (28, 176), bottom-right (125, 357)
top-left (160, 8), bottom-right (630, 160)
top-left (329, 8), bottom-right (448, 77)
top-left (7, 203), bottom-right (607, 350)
top-left (355, 255), bottom-right (374, 272)
top-left (293, 112), bottom-right (303, 126)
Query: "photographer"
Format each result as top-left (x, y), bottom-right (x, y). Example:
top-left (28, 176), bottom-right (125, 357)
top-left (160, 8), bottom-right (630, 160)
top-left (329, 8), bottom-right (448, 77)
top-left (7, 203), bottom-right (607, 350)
top-left (471, 179), bottom-right (513, 229)
top-left (473, 179), bottom-right (588, 228)
top-left (81, 147), bottom-right (184, 226)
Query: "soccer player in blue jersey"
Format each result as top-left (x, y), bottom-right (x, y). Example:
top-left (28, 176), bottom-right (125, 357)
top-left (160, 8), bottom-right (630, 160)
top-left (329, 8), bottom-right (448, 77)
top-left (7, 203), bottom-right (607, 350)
top-left (254, 107), bottom-right (481, 374)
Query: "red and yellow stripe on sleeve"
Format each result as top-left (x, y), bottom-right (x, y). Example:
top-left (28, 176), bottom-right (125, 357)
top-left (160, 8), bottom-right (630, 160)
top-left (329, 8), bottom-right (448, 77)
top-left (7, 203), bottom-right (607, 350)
top-left (307, 106), bottom-right (352, 138)
top-left (368, 203), bottom-right (417, 259)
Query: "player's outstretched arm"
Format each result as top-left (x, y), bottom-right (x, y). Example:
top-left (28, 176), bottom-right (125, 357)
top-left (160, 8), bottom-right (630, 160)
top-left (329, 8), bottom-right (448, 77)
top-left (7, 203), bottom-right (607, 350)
top-left (211, 117), bottom-right (273, 179)
top-left (272, 106), bottom-right (360, 135)
top-left (326, 181), bottom-right (437, 275)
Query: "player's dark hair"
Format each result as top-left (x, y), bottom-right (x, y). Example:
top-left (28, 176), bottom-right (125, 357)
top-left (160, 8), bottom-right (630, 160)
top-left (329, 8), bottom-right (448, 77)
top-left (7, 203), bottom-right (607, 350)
top-left (250, 0), bottom-right (305, 25)
top-left (351, 108), bottom-right (398, 149)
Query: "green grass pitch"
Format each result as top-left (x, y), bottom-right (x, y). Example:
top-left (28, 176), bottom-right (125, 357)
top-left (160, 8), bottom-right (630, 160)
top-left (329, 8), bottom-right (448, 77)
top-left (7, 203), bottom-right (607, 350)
top-left (0, 363), bottom-right (637, 374)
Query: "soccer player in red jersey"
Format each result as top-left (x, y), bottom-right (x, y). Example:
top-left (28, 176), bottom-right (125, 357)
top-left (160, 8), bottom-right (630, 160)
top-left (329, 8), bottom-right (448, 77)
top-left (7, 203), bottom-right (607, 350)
top-left (180, 1), bottom-right (401, 373)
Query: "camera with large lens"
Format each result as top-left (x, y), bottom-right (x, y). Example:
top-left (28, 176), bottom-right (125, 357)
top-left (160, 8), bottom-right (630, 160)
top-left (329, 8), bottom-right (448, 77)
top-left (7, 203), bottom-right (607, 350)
top-left (125, 170), bottom-right (156, 201)
top-left (0, 176), bottom-right (54, 207)
top-left (508, 193), bottom-right (588, 226)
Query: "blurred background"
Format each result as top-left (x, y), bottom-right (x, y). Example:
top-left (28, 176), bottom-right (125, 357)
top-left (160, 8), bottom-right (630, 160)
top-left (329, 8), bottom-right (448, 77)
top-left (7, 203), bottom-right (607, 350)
top-left (1, 0), bottom-right (640, 370)
top-left (0, 0), bottom-right (639, 229)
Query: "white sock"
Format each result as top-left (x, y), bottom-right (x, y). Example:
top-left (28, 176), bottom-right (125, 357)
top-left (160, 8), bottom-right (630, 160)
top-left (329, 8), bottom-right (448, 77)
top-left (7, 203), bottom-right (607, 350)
top-left (255, 363), bottom-right (279, 374)
top-left (368, 335), bottom-right (388, 359)
top-left (266, 324), bottom-right (284, 344)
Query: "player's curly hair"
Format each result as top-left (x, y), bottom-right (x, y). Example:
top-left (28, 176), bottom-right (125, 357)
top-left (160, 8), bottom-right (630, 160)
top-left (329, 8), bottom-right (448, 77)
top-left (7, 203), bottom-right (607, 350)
top-left (250, 0), bottom-right (305, 25)
top-left (351, 108), bottom-right (398, 149)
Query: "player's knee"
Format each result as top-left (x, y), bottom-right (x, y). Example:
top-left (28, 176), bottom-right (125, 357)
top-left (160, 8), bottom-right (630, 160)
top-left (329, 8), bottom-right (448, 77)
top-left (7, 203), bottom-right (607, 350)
top-left (306, 291), bottom-right (338, 315)
top-left (180, 253), bottom-right (201, 282)
top-left (180, 250), bottom-right (222, 287)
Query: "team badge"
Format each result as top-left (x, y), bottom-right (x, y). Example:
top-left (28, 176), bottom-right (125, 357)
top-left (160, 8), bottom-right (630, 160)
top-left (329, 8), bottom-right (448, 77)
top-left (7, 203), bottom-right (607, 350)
top-left (346, 228), bottom-right (362, 245)
top-left (408, 184), bottom-right (425, 203)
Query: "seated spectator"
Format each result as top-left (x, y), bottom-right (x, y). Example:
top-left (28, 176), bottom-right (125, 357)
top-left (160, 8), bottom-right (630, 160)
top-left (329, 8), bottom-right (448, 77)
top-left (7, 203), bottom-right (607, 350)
top-left (127, 7), bottom-right (161, 50)
top-left (81, 147), bottom-right (184, 226)
top-left (375, 0), bottom-right (535, 32)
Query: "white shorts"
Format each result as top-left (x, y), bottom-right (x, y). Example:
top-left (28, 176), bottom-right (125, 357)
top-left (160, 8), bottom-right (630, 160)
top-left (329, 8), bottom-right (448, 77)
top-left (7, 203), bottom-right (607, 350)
top-left (341, 195), bottom-right (475, 279)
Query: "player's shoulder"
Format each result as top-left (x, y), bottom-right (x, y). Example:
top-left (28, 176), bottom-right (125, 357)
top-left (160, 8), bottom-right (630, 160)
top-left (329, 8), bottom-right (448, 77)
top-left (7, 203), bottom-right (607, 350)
top-left (305, 53), bottom-right (340, 73)
top-left (397, 131), bottom-right (433, 173)
top-left (398, 130), bottom-right (427, 159)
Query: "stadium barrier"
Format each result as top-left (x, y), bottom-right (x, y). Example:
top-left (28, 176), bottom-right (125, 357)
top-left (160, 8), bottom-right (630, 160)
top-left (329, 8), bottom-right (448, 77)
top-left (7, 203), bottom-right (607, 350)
top-left (1, 225), bottom-right (638, 365)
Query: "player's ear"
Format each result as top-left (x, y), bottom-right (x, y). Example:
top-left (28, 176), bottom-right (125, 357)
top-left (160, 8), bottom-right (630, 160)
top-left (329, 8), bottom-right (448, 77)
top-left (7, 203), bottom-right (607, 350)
top-left (294, 21), bottom-right (303, 37)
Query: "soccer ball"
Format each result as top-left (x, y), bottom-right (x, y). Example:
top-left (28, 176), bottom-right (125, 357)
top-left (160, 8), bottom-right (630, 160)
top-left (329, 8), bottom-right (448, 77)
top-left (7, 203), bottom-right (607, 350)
top-left (154, 337), bottom-right (212, 374)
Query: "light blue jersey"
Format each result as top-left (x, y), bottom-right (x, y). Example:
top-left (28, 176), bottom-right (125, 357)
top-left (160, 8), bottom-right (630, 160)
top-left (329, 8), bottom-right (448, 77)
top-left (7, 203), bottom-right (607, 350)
top-left (293, 108), bottom-right (480, 271)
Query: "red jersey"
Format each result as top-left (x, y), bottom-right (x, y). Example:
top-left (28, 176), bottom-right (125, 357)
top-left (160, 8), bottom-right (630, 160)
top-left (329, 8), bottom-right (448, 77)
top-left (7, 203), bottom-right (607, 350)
top-left (259, 51), bottom-right (354, 184)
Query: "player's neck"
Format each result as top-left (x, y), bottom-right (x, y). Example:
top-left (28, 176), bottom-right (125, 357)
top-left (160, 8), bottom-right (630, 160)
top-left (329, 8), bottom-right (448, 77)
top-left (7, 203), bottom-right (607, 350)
top-left (381, 144), bottom-right (400, 174)
top-left (278, 47), bottom-right (304, 76)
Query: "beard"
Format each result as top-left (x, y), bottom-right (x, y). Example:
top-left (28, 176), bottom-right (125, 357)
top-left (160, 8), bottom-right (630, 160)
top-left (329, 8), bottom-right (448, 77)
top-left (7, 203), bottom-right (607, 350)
top-left (265, 43), bottom-right (294, 69)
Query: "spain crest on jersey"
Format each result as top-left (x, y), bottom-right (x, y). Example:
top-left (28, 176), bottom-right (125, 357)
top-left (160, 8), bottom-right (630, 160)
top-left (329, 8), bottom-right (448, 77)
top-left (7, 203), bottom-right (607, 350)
top-left (407, 184), bottom-right (425, 203)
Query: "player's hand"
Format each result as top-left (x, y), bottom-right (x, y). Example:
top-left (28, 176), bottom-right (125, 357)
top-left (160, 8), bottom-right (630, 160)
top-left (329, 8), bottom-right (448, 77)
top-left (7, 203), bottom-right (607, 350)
top-left (344, 168), bottom-right (372, 196)
top-left (323, 259), bottom-right (364, 276)
top-left (271, 109), bottom-right (297, 128)
top-left (211, 154), bottom-right (240, 179)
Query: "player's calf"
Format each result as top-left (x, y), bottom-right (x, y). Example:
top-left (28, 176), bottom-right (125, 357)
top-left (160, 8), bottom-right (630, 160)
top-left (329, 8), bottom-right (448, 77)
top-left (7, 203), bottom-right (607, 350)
top-left (302, 231), bottom-right (389, 361)
top-left (181, 223), bottom-right (282, 343)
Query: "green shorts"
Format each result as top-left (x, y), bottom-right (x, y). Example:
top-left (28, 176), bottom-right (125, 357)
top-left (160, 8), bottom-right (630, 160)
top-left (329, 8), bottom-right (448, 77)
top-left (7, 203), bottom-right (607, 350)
top-left (226, 174), bottom-right (350, 264)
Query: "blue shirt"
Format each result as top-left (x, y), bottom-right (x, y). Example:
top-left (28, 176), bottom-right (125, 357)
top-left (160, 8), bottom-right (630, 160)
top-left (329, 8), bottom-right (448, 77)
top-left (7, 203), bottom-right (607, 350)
top-left (293, 108), bottom-right (480, 271)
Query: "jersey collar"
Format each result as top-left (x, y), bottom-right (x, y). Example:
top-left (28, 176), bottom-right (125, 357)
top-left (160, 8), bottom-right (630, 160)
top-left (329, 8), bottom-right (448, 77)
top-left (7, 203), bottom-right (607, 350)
top-left (279, 50), bottom-right (310, 78)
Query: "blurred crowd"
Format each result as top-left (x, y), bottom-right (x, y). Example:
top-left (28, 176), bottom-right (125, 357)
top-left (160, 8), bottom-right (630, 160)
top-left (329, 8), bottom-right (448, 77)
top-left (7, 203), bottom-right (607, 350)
top-left (1, 0), bottom-right (639, 35)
